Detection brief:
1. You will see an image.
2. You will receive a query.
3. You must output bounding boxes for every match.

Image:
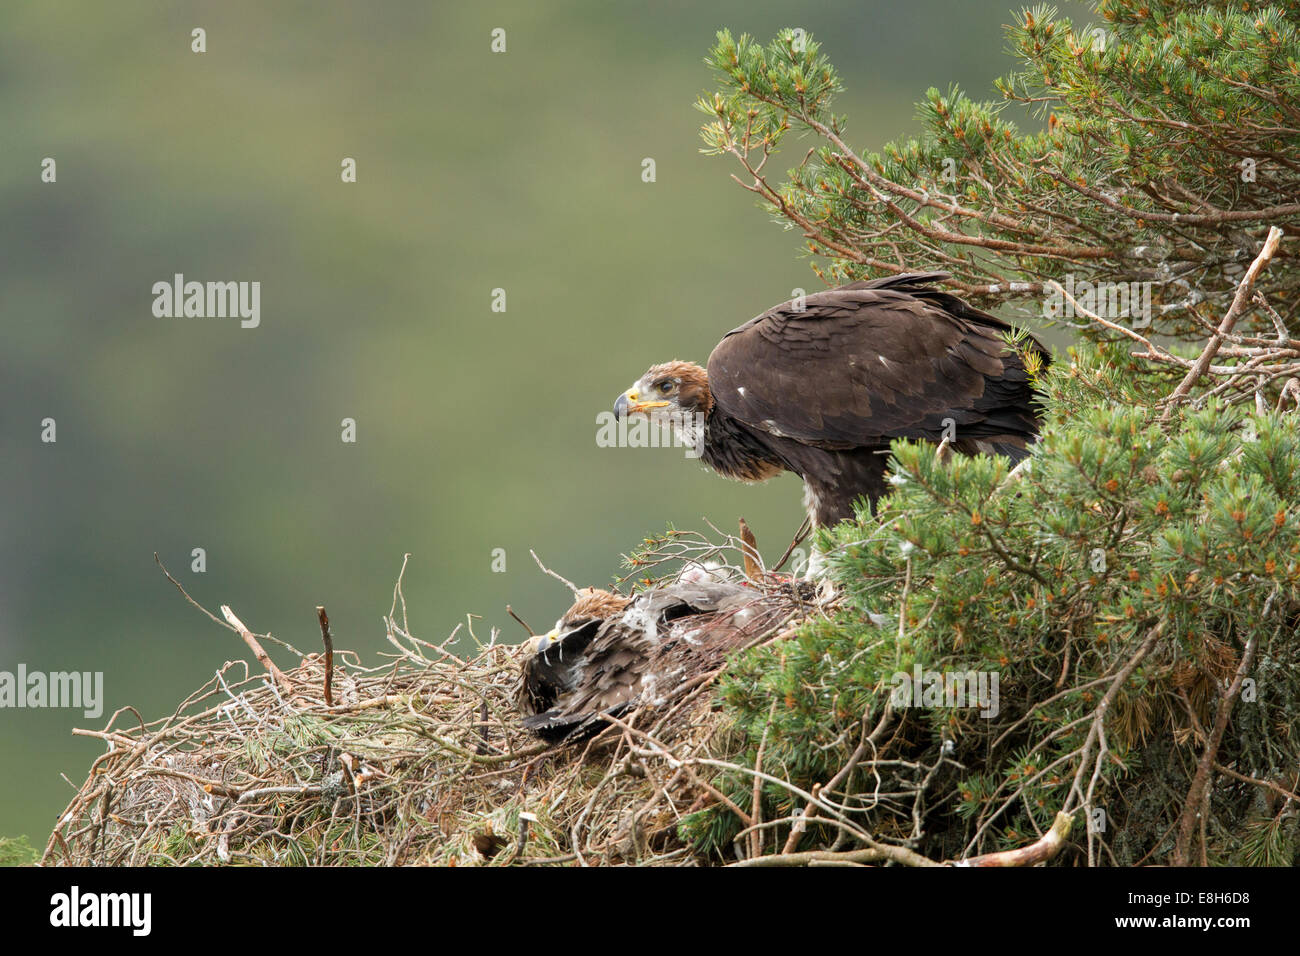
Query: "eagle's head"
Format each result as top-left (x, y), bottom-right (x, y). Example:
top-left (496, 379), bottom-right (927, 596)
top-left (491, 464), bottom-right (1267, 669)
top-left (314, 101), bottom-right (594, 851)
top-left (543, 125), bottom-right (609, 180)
top-left (519, 587), bottom-right (631, 721)
top-left (527, 587), bottom-right (629, 655)
top-left (613, 361), bottom-right (713, 423)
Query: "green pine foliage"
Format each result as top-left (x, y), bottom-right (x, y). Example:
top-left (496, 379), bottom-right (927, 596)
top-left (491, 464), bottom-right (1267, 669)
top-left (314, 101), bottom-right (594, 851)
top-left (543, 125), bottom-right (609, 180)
top-left (697, 3), bottom-right (1299, 339)
top-left (686, 3), bottom-right (1300, 865)
top-left (0, 835), bottom-right (39, 867)
top-left (687, 342), bottom-right (1300, 864)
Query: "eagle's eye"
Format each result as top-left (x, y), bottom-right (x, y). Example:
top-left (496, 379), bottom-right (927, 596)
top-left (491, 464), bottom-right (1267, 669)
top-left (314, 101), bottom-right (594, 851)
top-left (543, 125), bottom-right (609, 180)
top-left (658, 381), bottom-right (674, 394)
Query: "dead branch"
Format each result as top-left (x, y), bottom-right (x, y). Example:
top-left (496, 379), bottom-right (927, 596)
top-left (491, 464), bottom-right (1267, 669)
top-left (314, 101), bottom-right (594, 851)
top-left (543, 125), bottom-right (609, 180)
top-left (737, 517), bottom-right (762, 581)
top-left (505, 605), bottom-right (535, 637)
top-left (530, 549), bottom-right (581, 596)
top-left (219, 605), bottom-right (295, 698)
top-left (315, 606), bottom-right (335, 706)
top-left (955, 811), bottom-right (1073, 867)
top-left (729, 843), bottom-right (941, 867)
top-left (1172, 617), bottom-right (1264, 865)
top-left (1161, 227), bottom-right (1285, 422)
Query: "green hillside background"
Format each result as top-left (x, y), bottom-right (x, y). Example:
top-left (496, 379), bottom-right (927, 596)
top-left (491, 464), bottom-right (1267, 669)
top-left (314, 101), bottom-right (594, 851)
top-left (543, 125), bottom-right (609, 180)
top-left (0, 1), bottom-right (1083, 843)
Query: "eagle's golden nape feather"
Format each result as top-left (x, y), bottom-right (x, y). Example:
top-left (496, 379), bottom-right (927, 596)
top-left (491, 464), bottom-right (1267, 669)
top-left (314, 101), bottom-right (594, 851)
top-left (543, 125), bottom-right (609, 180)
top-left (613, 272), bottom-right (1050, 540)
top-left (562, 587), bottom-right (630, 623)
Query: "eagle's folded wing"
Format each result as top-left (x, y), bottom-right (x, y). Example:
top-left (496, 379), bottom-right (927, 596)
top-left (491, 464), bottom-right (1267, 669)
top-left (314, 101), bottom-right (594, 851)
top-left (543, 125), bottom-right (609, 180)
top-left (707, 273), bottom-right (1044, 451)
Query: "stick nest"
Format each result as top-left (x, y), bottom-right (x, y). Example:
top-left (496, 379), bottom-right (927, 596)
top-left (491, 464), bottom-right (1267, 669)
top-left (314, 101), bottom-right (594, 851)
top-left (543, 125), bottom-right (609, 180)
top-left (43, 553), bottom-right (809, 867)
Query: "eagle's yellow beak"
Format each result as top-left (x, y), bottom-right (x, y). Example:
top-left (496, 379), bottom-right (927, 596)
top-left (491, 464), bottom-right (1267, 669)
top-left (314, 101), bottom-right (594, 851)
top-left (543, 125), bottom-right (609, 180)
top-left (614, 389), bottom-right (670, 418)
top-left (528, 628), bottom-right (560, 654)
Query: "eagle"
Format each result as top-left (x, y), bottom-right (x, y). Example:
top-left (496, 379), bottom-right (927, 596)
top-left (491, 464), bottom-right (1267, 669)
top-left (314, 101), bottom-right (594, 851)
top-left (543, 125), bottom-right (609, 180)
top-left (518, 582), bottom-right (790, 742)
top-left (613, 272), bottom-right (1049, 535)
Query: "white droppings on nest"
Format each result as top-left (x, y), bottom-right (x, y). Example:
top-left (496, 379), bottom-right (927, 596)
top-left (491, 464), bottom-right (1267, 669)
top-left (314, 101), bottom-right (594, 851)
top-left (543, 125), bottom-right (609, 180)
top-left (640, 672), bottom-right (658, 706)
top-left (678, 560), bottom-right (733, 585)
top-left (644, 666), bottom-right (685, 707)
top-left (620, 604), bottom-right (659, 642)
top-left (678, 627), bottom-right (705, 646)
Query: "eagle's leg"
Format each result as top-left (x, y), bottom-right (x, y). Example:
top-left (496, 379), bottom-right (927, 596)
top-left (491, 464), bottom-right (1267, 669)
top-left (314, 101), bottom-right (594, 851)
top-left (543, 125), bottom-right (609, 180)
top-left (798, 480), bottom-right (841, 586)
top-left (798, 455), bottom-right (887, 589)
top-left (804, 544), bottom-right (828, 581)
top-left (805, 545), bottom-right (840, 607)
top-left (799, 482), bottom-right (826, 581)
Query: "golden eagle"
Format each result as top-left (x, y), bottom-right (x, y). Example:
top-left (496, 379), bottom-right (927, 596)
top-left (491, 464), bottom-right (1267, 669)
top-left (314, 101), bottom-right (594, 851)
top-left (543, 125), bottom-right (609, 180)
top-left (613, 273), bottom-right (1048, 530)
top-left (518, 582), bottom-right (791, 741)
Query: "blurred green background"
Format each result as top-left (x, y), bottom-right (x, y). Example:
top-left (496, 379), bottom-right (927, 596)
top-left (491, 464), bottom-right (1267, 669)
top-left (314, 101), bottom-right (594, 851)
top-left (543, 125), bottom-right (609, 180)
top-left (0, 1), bottom-right (1086, 843)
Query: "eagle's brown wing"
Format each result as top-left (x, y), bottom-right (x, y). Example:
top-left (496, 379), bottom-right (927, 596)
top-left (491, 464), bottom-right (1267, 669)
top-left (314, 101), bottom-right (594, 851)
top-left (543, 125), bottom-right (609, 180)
top-left (706, 273), bottom-right (1045, 454)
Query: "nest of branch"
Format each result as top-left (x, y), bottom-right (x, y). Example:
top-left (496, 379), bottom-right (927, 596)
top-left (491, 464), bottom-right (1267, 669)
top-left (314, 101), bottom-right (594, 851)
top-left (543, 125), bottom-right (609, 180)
top-left (41, 552), bottom-right (820, 867)
top-left (42, 525), bottom-right (1097, 868)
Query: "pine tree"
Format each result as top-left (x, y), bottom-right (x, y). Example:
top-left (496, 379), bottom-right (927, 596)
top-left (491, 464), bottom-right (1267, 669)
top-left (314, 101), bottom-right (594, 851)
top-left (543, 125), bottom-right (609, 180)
top-left (686, 2), bottom-right (1299, 866)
